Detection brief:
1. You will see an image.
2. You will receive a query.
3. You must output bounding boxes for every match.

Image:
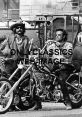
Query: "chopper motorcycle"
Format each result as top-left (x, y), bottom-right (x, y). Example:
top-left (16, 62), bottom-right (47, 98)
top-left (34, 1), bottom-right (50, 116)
top-left (0, 40), bottom-right (82, 113)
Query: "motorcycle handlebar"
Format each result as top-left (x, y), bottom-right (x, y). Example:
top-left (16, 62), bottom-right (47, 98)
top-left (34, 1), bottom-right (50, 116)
top-left (40, 40), bottom-right (58, 54)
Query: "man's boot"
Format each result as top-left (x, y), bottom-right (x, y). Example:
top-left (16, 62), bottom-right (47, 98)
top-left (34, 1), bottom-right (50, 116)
top-left (34, 101), bottom-right (42, 110)
top-left (60, 79), bottom-right (72, 110)
top-left (34, 95), bottom-right (42, 110)
top-left (66, 102), bottom-right (72, 110)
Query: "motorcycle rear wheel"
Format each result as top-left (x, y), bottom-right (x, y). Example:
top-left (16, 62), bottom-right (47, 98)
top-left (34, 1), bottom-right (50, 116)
top-left (18, 78), bottom-right (38, 110)
top-left (67, 75), bottom-right (82, 109)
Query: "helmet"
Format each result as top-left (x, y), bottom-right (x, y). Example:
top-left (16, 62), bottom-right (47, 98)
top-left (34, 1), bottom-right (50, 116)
top-left (77, 32), bottom-right (82, 45)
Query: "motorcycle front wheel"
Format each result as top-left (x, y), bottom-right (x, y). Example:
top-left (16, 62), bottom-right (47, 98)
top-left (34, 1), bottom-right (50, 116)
top-left (0, 78), bottom-right (14, 114)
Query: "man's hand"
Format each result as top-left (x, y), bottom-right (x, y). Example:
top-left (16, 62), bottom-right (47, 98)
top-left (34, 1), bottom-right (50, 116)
top-left (55, 42), bottom-right (60, 46)
top-left (45, 40), bottom-right (56, 45)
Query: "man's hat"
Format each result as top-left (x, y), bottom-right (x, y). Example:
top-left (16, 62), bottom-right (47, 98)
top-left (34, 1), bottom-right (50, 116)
top-left (10, 19), bottom-right (25, 30)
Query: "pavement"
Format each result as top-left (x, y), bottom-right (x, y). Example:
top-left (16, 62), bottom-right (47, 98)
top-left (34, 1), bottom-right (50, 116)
top-left (42, 102), bottom-right (66, 110)
top-left (0, 102), bottom-right (82, 117)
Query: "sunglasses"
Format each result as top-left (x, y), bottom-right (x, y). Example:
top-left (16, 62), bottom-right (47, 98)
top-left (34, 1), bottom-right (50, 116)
top-left (16, 26), bottom-right (23, 29)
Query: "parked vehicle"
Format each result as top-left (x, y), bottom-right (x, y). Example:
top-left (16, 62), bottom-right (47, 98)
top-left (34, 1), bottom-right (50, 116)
top-left (0, 40), bottom-right (82, 113)
top-left (32, 58), bottom-right (82, 107)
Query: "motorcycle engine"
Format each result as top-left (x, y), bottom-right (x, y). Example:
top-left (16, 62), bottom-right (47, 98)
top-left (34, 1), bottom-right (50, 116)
top-left (13, 94), bottom-right (20, 105)
top-left (53, 85), bottom-right (63, 102)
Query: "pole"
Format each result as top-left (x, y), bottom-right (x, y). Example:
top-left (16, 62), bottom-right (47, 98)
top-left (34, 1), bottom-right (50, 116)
top-left (71, 16), bottom-right (74, 42)
top-left (7, 0), bottom-right (9, 27)
top-left (51, 16), bottom-right (54, 40)
top-left (64, 16), bottom-right (66, 30)
top-left (44, 16), bottom-right (47, 43)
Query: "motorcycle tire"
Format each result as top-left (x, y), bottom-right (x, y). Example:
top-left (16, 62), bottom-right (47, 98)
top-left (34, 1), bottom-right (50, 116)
top-left (0, 78), bottom-right (14, 114)
top-left (67, 74), bottom-right (82, 109)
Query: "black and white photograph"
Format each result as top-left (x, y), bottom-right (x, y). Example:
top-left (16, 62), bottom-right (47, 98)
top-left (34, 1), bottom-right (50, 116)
top-left (0, 0), bottom-right (82, 117)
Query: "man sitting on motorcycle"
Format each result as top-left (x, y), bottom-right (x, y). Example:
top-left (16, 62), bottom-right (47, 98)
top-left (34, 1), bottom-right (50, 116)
top-left (45, 28), bottom-right (73, 110)
top-left (0, 19), bottom-right (30, 110)
top-left (0, 19), bottom-right (42, 111)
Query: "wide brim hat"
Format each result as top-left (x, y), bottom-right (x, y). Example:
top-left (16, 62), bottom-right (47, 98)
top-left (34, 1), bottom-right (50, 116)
top-left (10, 20), bottom-right (25, 30)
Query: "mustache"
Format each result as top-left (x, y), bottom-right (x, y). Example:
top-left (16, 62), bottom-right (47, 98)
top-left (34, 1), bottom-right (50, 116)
top-left (17, 30), bottom-right (22, 32)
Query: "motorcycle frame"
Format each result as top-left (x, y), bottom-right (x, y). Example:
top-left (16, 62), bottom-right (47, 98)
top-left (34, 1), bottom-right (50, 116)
top-left (2, 59), bottom-right (81, 100)
top-left (30, 62), bottom-right (79, 95)
top-left (4, 63), bottom-right (33, 98)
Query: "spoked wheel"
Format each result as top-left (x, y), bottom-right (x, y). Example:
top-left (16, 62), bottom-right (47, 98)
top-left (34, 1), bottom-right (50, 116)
top-left (68, 75), bottom-right (82, 109)
top-left (0, 78), bottom-right (13, 114)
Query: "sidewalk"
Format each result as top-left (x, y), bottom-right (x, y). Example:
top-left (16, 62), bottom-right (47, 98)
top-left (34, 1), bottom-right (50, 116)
top-left (42, 102), bottom-right (66, 110)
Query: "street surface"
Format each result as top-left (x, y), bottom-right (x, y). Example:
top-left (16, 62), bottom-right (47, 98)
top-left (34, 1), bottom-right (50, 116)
top-left (0, 102), bottom-right (82, 117)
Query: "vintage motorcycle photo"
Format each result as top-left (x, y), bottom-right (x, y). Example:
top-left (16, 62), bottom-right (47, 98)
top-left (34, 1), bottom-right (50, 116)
top-left (0, 40), bottom-right (82, 114)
